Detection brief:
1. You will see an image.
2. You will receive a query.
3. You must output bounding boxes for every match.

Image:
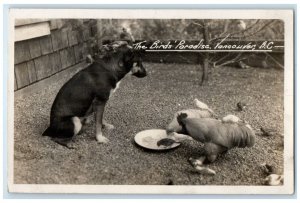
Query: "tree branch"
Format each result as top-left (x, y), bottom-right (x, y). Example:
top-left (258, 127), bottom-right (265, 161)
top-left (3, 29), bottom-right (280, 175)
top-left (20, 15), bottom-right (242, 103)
top-left (192, 21), bottom-right (204, 28)
top-left (230, 20), bottom-right (276, 39)
top-left (230, 19), bottom-right (261, 37)
top-left (210, 53), bottom-right (233, 67)
top-left (214, 53), bottom-right (246, 68)
top-left (210, 20), bottom-right (261, 42)
top-left (264, 52), bottom-right (284, 69)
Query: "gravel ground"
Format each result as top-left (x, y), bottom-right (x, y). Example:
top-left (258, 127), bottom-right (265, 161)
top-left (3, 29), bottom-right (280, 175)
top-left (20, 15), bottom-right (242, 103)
top-left (14, 62), bottom-right (284, 185)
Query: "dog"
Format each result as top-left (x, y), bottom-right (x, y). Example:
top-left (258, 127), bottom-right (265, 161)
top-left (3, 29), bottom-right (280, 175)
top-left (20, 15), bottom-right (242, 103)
top-left (43, 41), bottom-right (147, 146)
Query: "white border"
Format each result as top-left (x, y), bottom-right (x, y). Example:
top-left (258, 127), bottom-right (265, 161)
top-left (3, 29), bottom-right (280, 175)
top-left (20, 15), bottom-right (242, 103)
top-left (9, 9), bottom-right (293, 19)
top-left (7, 9), bottom-right (294, 194)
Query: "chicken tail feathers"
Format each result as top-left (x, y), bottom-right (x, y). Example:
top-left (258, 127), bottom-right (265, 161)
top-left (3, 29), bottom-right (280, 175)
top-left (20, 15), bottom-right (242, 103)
top-left (233, 126), bottom-right (256, 148)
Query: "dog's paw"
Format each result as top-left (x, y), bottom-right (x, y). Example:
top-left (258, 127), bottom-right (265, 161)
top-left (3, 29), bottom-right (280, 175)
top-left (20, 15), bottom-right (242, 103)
top-left (103, 123), bottom-right (115, 130)
top-left (96, 135), bottom-right (109, 143)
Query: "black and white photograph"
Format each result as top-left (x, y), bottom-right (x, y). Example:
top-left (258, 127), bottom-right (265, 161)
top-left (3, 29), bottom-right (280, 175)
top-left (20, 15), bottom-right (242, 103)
top-left (8, 9), bottom-right (294, 194)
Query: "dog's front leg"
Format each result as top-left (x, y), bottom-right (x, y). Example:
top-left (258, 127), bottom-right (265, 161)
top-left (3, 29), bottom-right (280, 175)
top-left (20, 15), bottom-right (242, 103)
top-left (83, 103), bottom-right (94, 124)
top-left (95, 101), bottom-right (109, 143)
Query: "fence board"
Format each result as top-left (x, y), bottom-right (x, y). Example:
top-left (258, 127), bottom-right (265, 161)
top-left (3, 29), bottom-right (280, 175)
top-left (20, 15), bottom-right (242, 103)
top-left (74, 43), bottom-right (84, 63)
top-left (82, 42), bottom-right (90, 57)
top-left (15, 22), bottom-right (51, 42)
top-left (40, 35), bottom-right (53, 55)
top-left (60, 47), bottom-right (76, 69)
top-left (50, 20), bottom-right (58, 30)
top-left (52, 29), bottom-right (69, 51)
top-left (68, 30), bottom-right (79, 46)
top-left (27, 60), bottom-right (37, 83)
top-left (83, 29), bottom-right (91, 41)
top-left (15, 41), bottom-right (31, 64)
top-left (28, 38), bottom-right (42, 59)
top-left (61, 29), bottom-right (69, 49)
top-left (15, 63), bottom-right (30, 88)
top-left (34, 55), bottom-right (52, 80)
top-left (49, 52), bottom-right (62, 73)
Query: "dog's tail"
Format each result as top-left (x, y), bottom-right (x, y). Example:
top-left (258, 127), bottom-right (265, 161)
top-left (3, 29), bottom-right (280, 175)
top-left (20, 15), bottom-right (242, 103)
top-left (42, 116), bottom-right (81, 138)
top-left (177, 113), bottom-right (188, 126)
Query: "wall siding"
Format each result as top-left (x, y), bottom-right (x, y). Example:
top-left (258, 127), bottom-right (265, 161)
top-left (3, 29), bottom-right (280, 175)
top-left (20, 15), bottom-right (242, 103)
top-left (15, 63), bottom-right (30, 89)
top-left (15, 41), bottom-right (31, 64)
top-left (40, 35), bottom-right (53, 55)
top-left (14, 20), bottom-right (93, 91)
top-left (27, 60), bottom-right (37, 83)
top-left (28, 38), bottom-right (42, 59)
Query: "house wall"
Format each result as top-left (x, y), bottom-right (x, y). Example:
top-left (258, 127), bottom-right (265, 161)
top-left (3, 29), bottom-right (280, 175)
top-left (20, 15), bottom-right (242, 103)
top-left (14, 19), bottom-right (93, 91)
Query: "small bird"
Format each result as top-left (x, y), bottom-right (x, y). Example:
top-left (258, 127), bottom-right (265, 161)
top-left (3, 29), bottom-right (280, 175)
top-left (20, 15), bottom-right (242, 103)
top-left (194, 99), bottom-right (215, 115)
top-left (157, 138), bottom-right (180, 147)
top-left (176, 113), bottom-right (255, 163)
top-left (189, 156), bottom-right (216, 175)
top-left (120, 27), bottom-right (135, 43)
top-left (85, 54), bottom-right (94, 64)
top-left (264, 174), bottom-right (283, 186)
top-left (260, 162), bottom-right (276, 175)
top-left (260, 163), bottom-right (283, 185)
top-left (260, 127), bottom-right (277, 137)
top-left (194, 165), bottom-right (216, 175)
top-left (237, 20), bottom-right (247, 30)
top-left (189, 157), bottom-right (206, 167)
top-left (237, 102), bottom-right (247, 111)
top-left (222, 114), bottom-right (241, 123)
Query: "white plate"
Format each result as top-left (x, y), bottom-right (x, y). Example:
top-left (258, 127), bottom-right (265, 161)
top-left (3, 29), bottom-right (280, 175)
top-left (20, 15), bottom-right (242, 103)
top-left (134, 129), bottom-right (181, 150)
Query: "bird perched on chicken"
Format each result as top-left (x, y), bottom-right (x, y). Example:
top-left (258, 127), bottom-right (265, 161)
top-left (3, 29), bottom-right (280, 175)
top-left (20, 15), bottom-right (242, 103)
top-left (174, 113), bottom-right (255, 163)
top-left (222, 114), bottom-right (241, 123)
top-left (194, 99), bottom-right (215, 115)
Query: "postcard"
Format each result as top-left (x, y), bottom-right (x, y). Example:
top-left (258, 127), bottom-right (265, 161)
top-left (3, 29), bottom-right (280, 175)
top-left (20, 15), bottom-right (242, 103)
top-left (8, 8), bottom-right (294, 194)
